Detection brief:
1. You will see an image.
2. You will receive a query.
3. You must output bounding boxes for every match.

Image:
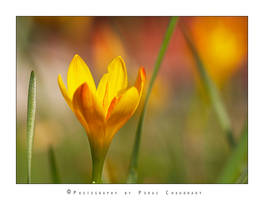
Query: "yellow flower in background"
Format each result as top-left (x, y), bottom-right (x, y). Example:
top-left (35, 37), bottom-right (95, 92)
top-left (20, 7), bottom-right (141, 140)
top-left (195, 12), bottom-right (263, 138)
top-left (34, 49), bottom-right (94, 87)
top-left (58, 54), bottom-right (145, 183)
top-left (190, 17), bottom-right (247, 85)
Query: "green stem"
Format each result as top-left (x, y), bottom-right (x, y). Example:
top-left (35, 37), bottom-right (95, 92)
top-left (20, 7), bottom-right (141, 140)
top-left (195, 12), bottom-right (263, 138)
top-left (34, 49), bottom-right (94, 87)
top-left (90, 142), bottom-right (109, 184)
top-left (91, 155), bottom-right (105, 183)
top-left (26, 71), bottom-right (36, 184)
top-left (127, 17), bottom-right (179, 183)
top-left (181, 26), bottom-right (236, 148)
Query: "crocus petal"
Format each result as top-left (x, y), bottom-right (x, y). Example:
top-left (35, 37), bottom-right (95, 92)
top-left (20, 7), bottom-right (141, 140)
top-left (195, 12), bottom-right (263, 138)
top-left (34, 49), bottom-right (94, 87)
top-left (107, 56), bottom-right (128, 96)
top-left (67, 54), bottom-right (96, 98)
top-left (72, 107), bottom-right (90, 137)
top-left (96, 73), bottom-right (110, 113)
top-left (106, 87), bottom-right (139, 138)
top-left (134, 67), bottom-right (146, 99)
top-left (58, 74), bottom-right (90, 134)
top-left (58, 74), bottom-right (72, 108)
top-left (72, 83), bottom-right (106, 146)
top-left (97, 56), bottom-right (128, 111)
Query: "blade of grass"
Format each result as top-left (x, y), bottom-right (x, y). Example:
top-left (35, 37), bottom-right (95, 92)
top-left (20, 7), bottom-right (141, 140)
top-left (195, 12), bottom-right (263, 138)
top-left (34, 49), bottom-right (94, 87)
top-left (127, 16), bottom-right (179, 183)
top-left (236, 166), bottom-right (248, 183)
top-left (48, 146), bottom-right (60, 183)
top-left (181, 27), bottom-right (236, 148)
top-left (217, 121), bottom-right (248, 183)
top-left (26, 71), bottom-right (36, 183)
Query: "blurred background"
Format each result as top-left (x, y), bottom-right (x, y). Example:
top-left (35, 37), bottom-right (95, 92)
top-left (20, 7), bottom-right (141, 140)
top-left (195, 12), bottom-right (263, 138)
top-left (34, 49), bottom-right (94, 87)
top-left (16, 16), bottom-right (247, 183)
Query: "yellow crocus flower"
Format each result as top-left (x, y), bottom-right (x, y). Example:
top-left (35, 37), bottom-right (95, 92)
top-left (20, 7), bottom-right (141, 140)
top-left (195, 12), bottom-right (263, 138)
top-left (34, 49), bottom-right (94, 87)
top-left (58, 54), bottom-right (145, 183)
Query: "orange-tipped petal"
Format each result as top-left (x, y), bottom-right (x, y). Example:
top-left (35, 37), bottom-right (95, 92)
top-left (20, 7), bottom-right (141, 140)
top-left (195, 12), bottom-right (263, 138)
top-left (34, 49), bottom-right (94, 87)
top-left (134, 67), bottom-right (146, 99)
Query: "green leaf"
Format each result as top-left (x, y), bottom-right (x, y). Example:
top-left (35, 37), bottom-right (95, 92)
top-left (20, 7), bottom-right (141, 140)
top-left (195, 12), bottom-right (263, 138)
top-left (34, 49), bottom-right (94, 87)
top-left (236, 166), bottom-right (248, 183)
top-left (48, 146), bottom-right (60, 184)
top-left (26, 71), bottom-right (37, 184)
top-left (217, 121), bottom-right (248, 183)
top-left (182, 27), bottom-right (236, 148)
top-left (127, 17), bottom-right (179, 183)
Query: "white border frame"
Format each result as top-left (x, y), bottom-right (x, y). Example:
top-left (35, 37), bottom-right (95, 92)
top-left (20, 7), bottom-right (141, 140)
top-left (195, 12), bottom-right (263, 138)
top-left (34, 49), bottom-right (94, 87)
top-left (2, 0), bottom-right (264, 199)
